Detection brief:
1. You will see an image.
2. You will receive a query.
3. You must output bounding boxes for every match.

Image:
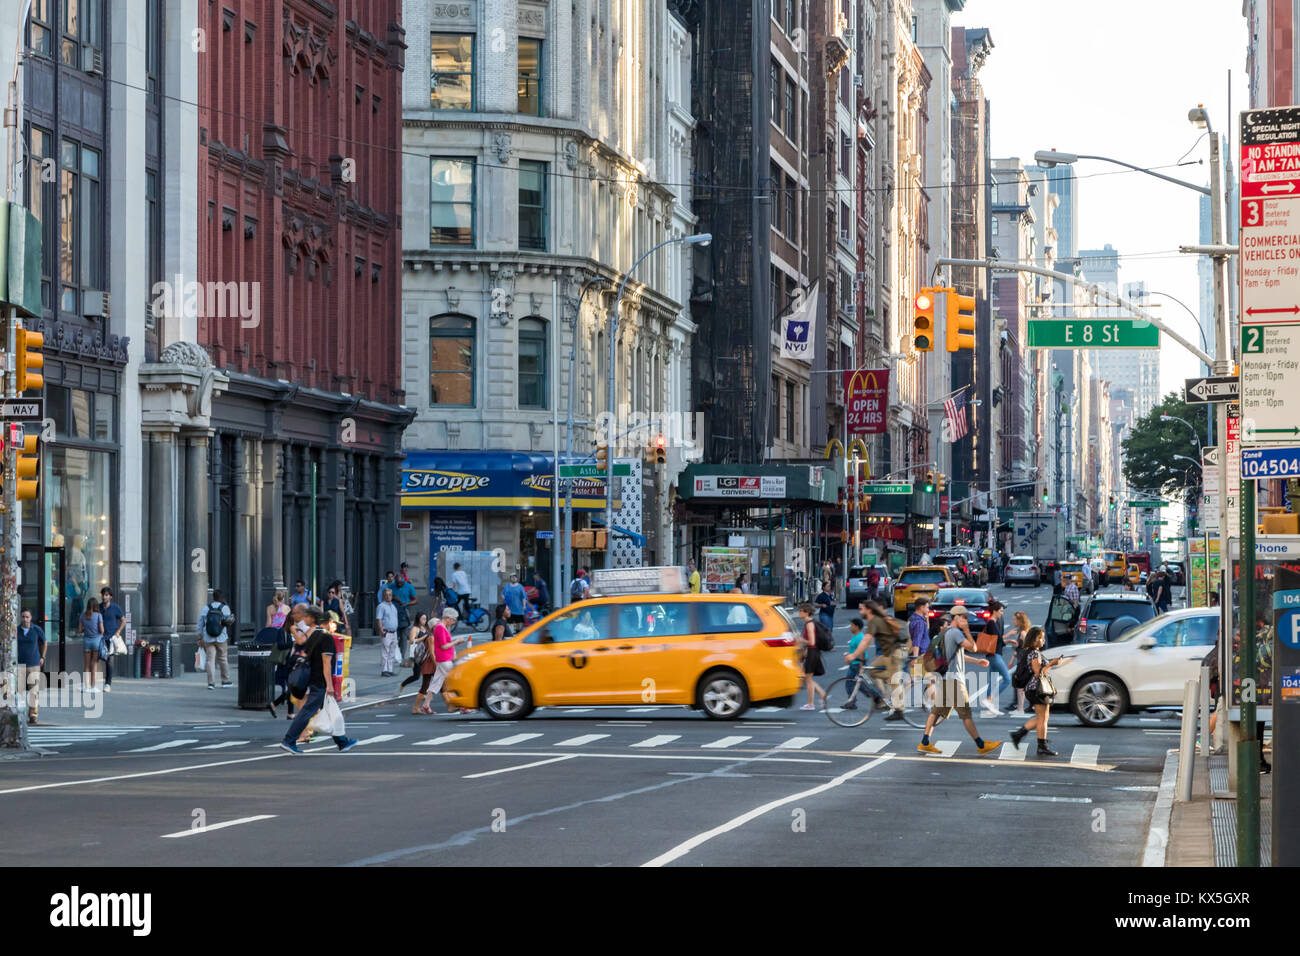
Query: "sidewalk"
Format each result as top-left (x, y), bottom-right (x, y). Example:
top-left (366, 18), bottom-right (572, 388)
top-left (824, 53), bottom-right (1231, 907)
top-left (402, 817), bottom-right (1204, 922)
top-left (26, 639), bottom-right (423, 729)
top-left (1163, 749), bottom-right (1274, 866)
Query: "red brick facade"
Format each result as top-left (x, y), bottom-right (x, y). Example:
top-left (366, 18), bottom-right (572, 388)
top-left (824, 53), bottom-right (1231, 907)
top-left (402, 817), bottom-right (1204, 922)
top-left (197, 1), bottom-right (405, 405)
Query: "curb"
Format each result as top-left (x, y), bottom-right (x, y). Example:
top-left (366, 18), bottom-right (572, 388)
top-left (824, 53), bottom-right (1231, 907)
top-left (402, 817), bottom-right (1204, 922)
top-left (1142, 747), bottom-right (1179, 867)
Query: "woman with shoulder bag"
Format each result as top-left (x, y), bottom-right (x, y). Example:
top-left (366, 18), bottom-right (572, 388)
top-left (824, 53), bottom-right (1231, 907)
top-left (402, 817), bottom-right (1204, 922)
top-left (1010, 627), bottom-right (1071, 757)
top-left (975, 599), bottom-right (1011, 716)
top-left (797, 603), bottom-right (827, 711)
top-left (398, 612), bottom-right (432, 710)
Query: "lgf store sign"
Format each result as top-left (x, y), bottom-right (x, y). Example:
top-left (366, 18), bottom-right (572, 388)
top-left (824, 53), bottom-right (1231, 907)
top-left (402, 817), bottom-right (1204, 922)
top-left (692, 475), bottom-right (787, 498)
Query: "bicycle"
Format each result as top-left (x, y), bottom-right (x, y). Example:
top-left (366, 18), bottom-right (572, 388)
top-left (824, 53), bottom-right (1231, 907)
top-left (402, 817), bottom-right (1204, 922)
top-left (824, 655), bottom-right (935, 728)
top-left (456, 596), bottom-right (492, 634)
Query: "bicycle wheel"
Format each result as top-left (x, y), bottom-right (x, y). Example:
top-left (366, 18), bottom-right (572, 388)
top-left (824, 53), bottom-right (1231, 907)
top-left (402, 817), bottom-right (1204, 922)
top-left (472, 611), bottom-right (491, 633)
top-left (888, 670), bottom-right (935, 728)
top-left (823, 677), bottom-right (878, 728)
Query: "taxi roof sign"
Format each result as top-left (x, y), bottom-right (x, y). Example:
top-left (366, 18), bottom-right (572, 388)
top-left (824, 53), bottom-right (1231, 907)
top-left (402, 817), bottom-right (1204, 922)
top-left (587, 566), bottom-right (689, 598)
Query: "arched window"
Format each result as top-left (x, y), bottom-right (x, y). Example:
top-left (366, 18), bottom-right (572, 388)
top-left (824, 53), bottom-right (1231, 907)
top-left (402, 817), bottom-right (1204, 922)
top-left (518, 317), bottom-right (548, 409)
top-left (429, 314), bottom-right (475, 406)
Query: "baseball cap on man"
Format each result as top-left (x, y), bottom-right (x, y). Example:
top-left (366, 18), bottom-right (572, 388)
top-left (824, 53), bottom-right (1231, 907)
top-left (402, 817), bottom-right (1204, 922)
top-left (948, 605), bottom-right (969, 617)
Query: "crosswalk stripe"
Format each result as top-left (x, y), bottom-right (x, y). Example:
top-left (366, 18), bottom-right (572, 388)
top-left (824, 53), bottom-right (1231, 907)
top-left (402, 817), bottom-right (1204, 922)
top-left (1070, 744), bottom-right (1100, 767)
top-left (554, 734), bottom-right (609, 747)
top-left (756, 706), bottom-right (782, 712)
top-left (194, 741), bottom-right (250, 750)
top-left (776, 736), bottom-right (818, 750)
top-left (625, 707), bottom-right (661, 713)
top-left (124, 739), bottom-right (199, 752)
top-left (414, 733), bottom-right (476, 746)
top-left (355, 734), bottom-right (403, 746)
top-left (486, 733), bottom-right (544, 746)
top-left (923, 740), bottom-right (960, 758)
top-left (701, 736), bottom-right (751, 749)
top-left (630, 734), bottom-right (680, 748)
top-left (998, 742), bottom-right (1028, 761)
top-left (556, 708), bottom-right (593, 713)
top-left (851, 739), bottom-right (889, 754)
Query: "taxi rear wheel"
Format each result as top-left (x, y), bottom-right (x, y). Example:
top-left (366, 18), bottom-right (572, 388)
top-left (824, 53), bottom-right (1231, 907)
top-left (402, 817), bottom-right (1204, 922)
top-left (480, 670), bottom-right (534, 720)
top-left (697, 669), bottom-right (749, 720)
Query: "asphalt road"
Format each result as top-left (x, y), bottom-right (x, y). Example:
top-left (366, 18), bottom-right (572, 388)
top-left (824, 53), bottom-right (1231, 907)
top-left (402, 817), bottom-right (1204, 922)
top-left (4, 585), bottom-right (1183, 867)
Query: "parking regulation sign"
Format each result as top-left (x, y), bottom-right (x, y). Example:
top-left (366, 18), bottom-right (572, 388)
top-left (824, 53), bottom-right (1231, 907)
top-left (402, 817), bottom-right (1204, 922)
top-left (1241, 445), bottom-right (1300, 479)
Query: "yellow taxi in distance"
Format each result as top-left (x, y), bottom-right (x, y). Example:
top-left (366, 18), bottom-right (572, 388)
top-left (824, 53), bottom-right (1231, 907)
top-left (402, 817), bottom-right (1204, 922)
top-left (1060, 561), bottom-right (1090, 593)
top-left (443, 593), bottom-right (803, 720)
top-left (1125, 563), bottom-right (1141, 586)
top-left (1102, 550), bottom-right (1126, 583)
top-left (891, 565), bottom-right (956, 618)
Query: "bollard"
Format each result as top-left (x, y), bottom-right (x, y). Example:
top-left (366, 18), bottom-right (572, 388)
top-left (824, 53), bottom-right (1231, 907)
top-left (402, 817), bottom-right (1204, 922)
top-left (1176, 678), bottom-right (1199, 802)
top-left (1199, 666), bottom-right (1212, 757)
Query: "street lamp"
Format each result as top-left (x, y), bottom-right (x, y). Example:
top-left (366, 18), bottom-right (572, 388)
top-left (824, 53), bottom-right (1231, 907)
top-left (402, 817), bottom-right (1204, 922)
top-left (604, 233), bottom-right (711, 563)
top-left (1143, 289), bottom-right (1215, 445)
top-left (1032, 148), bottom-right (1211, 196)
top-left (1159, 413), bottom-right (1203, 453)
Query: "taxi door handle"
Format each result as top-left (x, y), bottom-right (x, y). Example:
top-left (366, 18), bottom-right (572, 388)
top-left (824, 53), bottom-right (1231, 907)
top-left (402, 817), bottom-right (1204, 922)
top-left (594, 646), bottom-right (611, 652)
top-left (617, 645), bottom-right (634, 651)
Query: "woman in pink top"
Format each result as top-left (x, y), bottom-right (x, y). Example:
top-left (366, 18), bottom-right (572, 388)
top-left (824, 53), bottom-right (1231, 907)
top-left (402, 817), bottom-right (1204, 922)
top-left (427, 606), bottom-right (472, 714)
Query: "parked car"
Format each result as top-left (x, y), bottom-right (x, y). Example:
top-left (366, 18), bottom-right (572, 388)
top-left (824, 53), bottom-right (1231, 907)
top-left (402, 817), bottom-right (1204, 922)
top-left (1073, 592), bottom-right (1157, 644)
top-left (925, 587), bottom-right (994, 637)
top-left (1003, 555), bottom-right (1041, 587)
top-left (1046, 608), bottom-right (1220, 727)
top-left (844, 564), bottom-right (891, 608)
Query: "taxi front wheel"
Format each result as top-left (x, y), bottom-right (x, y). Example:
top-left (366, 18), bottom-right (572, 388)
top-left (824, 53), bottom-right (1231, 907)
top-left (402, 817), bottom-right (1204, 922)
top-left (697, 669), bottom-right (749, 720)
top-left (480, 670), bottom-right (535, 720)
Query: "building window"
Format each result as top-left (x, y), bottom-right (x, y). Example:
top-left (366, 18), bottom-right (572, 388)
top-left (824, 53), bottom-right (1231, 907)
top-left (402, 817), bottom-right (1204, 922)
top-left (786, 174), bottom-right (798, 239)
top-left (786, 381), bottom-right (796, 443)
top-left (840, 200), bottom-right (852, 245)
top-left (26, 125), bottom-right (55, 310)
top-left (518, 37), bottom-right (542, 115)
top-left (771, 377), bottom-right (781, 442)
top-left (784, 77), bottom-right (797, 140)
top-left (430, 314), bottom-right (476, 406)
top-left (786, 0), bottom-right (798, 37)
top-left (145, 0), bottom-right (161, 104)
top-left (518, 160), bottom-right (547, 251)
top-left (771, 162), bottom-right (784, 236)
top-left (431, 33), bottom-right (474, 110)
top-left (771, 266), bottom-right (782, 330)
top-left (61, 0), bottom-right (103, 67)
top-left (29, 0), bottom-right (52, 56)
top-left (518, 317), bottom-right (548, 408)
top-left (911, 15), bottom-right (918, 41)
top-left (45, 444), bottom-right (115, 607)
top-left (59, 138), bottom-right (103, 316)
top-left (770, 60), bottom-right (781, 128)
top-left (991, 217), bottom-right (998, 236)
top-left (431, 157), bottom-right (475, 246)
top-left (146, 170), bottom-right (160, 328)
top-left (840, 131), bottom-right (851, 172)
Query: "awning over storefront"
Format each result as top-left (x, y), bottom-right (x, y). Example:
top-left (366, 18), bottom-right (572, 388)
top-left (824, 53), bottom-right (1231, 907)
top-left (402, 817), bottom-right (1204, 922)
top-left (678, 463), bottom-right (841, 503)
top-left (401, 451), bottom-right (607, 510)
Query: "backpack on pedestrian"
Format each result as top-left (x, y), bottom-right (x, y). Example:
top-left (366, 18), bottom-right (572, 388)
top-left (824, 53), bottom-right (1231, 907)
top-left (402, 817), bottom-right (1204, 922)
top-left (203, 603), bottom-right (226, 639)
top-left (922, 631), bottom-right (949, 675)
top-left (814, 620), bottom-right (834, 651)
top-left (570, 578), bottom-right (585, 599)
top-left (1012, 650), bottom-right (1034, 689)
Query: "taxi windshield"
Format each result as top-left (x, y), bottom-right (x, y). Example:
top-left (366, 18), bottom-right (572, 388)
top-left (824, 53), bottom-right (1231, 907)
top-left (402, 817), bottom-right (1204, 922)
top-left (900, 569), bottom-right (948, 585)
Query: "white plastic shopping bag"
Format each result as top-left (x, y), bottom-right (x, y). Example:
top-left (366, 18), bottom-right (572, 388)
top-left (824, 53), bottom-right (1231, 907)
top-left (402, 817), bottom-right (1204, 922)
top-left (309, 694), bottom-right (347, 738)
top-left (195, 646), bottom-right (207, 671)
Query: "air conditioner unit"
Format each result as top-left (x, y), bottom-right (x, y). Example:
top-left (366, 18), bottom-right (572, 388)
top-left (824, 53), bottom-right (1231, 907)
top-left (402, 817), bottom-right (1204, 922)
top-left (843, 30), bottom-right (855, 44)
top-left (83, 290), bottom-right (109, 318)
top-left (845, 303), bottom-right (857, 317)
top-left (853, 74), bottom-right (864, 88)
top-left (82, 44), bottom-right (104, 76)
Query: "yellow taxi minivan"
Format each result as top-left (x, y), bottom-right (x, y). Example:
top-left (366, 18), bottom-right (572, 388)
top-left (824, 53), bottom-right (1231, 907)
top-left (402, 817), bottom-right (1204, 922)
top-left (1060, 560), bottom-right (1091, 594)
top-left (1102, 551), bottom-right (1126, 583)
top-left (444, 592), bottom-right (803, 720)
top-left (892, 565), bottom-right (956, 618)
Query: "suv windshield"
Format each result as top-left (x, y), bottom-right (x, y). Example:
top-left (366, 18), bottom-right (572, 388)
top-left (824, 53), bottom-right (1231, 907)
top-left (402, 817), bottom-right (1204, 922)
top-left (900, 569), bottom-right (949, 585)
top-left (1086, 599), bottom-right (1155, 624)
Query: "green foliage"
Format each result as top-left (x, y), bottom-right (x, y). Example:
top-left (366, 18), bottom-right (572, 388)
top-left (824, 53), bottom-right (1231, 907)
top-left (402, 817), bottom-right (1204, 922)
top-left (1121, 392), bottom-right (1210, 497)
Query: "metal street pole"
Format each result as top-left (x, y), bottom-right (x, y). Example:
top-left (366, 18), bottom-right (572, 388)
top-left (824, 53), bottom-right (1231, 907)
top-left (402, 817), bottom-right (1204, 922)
top-left (564, 275), bottom-right (608, 605)
top-left (551, 278), bottom-right (560, 610)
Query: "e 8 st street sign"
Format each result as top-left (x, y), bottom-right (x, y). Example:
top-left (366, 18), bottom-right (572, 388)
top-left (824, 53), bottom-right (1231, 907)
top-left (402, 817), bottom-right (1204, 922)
top-left (1026, 319), bottom-right (1159, 349)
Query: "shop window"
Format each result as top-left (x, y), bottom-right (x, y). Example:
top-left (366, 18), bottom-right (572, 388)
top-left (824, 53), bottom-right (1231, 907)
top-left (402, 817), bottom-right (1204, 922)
top-left (431, 157), bottom-right (475, 246)
top-left (518, 317), bottom-right (548, 409)
top-left (45, 445), bottom-right (114, 614)
top-left (431, 33), bottom-right (474, 110)
top-left (518, 37), bottom-right (542, 115)
top-left (430, 314), bottom-right (476, 406)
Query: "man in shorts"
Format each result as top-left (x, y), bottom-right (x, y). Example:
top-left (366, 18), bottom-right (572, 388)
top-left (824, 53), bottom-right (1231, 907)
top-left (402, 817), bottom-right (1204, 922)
top-left (918, 606), bottom-right (1000, 755)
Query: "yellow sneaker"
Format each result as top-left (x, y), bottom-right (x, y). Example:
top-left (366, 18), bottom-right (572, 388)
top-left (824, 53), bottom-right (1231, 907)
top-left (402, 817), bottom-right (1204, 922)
top-left (917, 741), bottom-right (941, 754)
top-left (977, 740), bottom-right (1002, 755)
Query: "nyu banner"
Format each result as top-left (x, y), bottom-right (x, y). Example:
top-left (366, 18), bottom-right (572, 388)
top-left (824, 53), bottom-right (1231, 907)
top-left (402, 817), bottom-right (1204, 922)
top-left (780, 281), bottom-right (819, 361)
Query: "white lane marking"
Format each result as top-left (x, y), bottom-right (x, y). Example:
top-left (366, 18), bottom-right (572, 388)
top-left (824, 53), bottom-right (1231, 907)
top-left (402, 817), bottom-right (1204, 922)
top-left (776, 736), bottom-right (818, 750)
top-left (998, 742), bottom-right (1028, 761)
top-left (414, 733), bottom-right (476, 746)
top-left (124, 739), bottom-right (200, 752)
top-left (851, 739), bottom-right (889, 754)
top-left (354, 734), bottom-right (403, 746)
top-left (630, 735), bottom-right (681, 748)
top-left (0, 754), bottom-right (284, 796)
top-left (555, 708), bottom-right (593, 713)
top-left (485, 733), bottom-right (544, 747)
top-left (642, 755), bottom-right (893, 867)
top-left (1070, 744), bottom-right (1101, 767)
top-left (462, 754), bottom-right (579, 779)
top-left (755, 707), bottom-right (782, 712)
top-left (194, 741), bottom-right (251, 750)
top-left (343, 749), bottom-right (830, 765)
top-left (626, 707), bottom-right (661, 713)
top-left (553, 734), bottom-right (609, 747)
top-left (701, 736), bottom-right (751, 749)
top-left (161, 814), bottom-right (278, 839)
top-left (1139, 718), bottom-right (1161, 723)
top-left (1143, 730), bottom-right (1181, 736)
top-left (1115, 785), bottom-right (1161, 792)
top-left (978, 793), bottom-right (1092, 804)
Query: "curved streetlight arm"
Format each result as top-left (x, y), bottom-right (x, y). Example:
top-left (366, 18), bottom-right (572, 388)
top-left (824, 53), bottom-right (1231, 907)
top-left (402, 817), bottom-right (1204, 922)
top-left (1159, 414), bottom-right (1203, 450)
top-left (1033, 150), bottom-right (1210, 196)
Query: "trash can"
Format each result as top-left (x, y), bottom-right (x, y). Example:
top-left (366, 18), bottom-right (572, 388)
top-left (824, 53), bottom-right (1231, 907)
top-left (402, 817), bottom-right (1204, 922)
top-left (237, 643), bottom-right (275, 709)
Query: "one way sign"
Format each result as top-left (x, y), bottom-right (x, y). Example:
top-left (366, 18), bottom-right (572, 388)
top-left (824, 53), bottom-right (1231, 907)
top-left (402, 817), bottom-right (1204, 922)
top-left (1184, 376), bottom-right (1240, 404)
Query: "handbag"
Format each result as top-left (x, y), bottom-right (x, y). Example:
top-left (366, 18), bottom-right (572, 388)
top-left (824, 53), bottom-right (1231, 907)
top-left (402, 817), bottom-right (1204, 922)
top-left (1032, 670), bottom-right (1057, 700)
top-left (974, 632), bottom-right (998, 655)
top-left (411, 635), bottom-right (429, 666)
top-left (287, 659), bottom-right (312, 696)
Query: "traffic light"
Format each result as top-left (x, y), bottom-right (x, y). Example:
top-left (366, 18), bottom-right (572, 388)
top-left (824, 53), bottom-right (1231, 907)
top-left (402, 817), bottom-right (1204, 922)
top-left (16, 328), bottom-right (44, 393)
top-left (913, 289), bottom-right (935, 351)
top-left (1041, 487), bottom-right (1049, 503)
top-left (923, 470), bottom-right (936, 493)
top-left (15, 431), bottom-right (38, 501)
top-left (594, 441), bottom-right (608, 472)
top-left (643, 437), bottom-right (657, 464)
top-left (945, 291), bottom-right (977, 352)
top-left (653, 433), bottom-right (667, 466)
top-left (936, 474), bottom-right (947, 494)
top-left (1108, 495), bottom-right (1116, 511)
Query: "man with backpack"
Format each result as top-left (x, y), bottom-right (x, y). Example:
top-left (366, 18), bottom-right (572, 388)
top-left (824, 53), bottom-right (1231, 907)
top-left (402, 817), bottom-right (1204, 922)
top-left (866, 565), bottom-right (880, 602)
top-left (918, 606), bottom-right (1000, 756)
top-left (570, 568), bottom-right (590, 603)
top-left (197, 590), bottom-right (235, 689)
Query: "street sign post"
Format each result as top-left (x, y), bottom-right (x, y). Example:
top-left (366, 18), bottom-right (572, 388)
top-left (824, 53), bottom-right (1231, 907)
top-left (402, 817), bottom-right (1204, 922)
top-left (1184, 376), bottom-right (1240, 404)
top-left (1026, 319), bottom-right (1159, 349)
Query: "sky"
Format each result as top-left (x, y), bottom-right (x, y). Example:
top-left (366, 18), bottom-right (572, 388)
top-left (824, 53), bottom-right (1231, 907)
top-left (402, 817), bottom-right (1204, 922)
top-left (953, 0), bottom-right (1248, 396)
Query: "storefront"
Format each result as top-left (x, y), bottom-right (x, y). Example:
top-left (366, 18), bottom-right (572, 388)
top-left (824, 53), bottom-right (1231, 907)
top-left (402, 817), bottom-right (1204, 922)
top-left (400, 451), bottom-right (609, 595)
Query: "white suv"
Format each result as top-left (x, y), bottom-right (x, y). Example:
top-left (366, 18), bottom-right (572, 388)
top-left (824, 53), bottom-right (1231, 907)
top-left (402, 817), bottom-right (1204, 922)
top-left (1003, 555), bottom-right (1040, 587)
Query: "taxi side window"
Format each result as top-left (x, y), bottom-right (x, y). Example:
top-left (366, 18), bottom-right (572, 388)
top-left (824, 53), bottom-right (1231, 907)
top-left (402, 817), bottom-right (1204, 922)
top-left (541, 606), bottom-right (612, 643)
top-left (618, 603), bottom-right (693, 639)
top-left (698, 603), bottom-right (763, 633)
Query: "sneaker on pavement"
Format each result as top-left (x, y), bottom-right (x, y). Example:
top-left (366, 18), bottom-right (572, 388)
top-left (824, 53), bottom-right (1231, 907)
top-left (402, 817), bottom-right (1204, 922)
top-left (208, 683), bottom-right (216, 690)
top-left (884, 710), bottom-right (904, 722)
top-left (103, 685), bottom-right (111, 693)
top-left (337, 737), bottom-right (358, 753)
top-left (977, 740), bottom-right (1002, 755)
top-left (221, 681), bottom-right (234, 687)
top-left (279, 742), bottom-right (304, 755)
top-left (917, 742), bottom-right (941, 754)
top-left (799, 703), bottom-right (816, 711)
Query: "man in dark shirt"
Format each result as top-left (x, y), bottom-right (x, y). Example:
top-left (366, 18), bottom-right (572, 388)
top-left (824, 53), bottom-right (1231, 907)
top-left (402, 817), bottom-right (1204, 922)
top-left (814, 581), bottom-right (836, 631)
top-left (16, 608), bottom-right (45, 724)
top-left (99, 587), bottom-right (126, 692)
top-left (281, 607), bottom-right (357, 754)
top-left (1153, 571), bottom-right (1173, 614)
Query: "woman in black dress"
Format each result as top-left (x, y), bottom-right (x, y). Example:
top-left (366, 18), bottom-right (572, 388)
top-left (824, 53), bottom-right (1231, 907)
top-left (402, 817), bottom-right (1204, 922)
top-left (797, 603), bottom-right (827, 711)
top-left (1010, 627), bottom-right (1071, 757)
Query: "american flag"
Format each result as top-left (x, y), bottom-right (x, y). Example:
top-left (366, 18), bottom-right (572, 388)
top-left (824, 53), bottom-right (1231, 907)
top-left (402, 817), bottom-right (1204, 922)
top-left (944, 394), bottom-right (969, 442)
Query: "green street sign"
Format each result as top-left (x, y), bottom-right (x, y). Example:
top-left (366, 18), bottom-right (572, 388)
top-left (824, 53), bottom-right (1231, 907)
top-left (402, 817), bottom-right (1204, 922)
top-left (559, 463), bottom-right (631, 478)
top-left (1144, 520), bottom-right (1169, 526)
top-left (860, 482), bottom-right (913, 494)
top-left (1167, 536), bottom-right (1187, 541)
top-left (1027, 319), bottom-right (1160, 350)
top-left (1128, 500), bottom-right (1168, 509)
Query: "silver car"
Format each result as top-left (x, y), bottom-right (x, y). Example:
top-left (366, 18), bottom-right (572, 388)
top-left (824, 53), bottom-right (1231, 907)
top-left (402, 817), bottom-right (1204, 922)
top-left (1004, 555), bottom-right (1040, 587)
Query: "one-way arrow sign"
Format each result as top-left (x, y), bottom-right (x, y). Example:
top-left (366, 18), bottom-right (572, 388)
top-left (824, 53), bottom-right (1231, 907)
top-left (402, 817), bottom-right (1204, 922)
top-left (1184, 375), bottom-right (1240, 404)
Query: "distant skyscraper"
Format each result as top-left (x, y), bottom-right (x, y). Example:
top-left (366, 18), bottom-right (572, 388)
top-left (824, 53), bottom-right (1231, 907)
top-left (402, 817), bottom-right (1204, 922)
top-left (1080, 246), bottom-right (1160, 421)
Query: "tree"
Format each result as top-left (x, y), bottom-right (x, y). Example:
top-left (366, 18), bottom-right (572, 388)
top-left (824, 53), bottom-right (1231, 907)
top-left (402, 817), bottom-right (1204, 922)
top-left (1121, 392), bottom-right (1209, 498)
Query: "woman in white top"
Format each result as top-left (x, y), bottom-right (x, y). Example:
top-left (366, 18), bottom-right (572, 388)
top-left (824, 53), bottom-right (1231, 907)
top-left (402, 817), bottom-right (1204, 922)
top-left (266, 589), bottom-right (291, 629)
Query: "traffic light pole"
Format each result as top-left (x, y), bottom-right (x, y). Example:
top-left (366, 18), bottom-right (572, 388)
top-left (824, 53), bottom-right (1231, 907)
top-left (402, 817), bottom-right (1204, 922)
top-left (0, 302), bottom-right (23, 749)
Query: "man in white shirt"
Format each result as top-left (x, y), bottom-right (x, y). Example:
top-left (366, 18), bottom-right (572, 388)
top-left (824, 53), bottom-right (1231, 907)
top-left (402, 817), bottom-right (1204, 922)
top-left (1081, 561), bottom-right (1093, 590)
top-left (917, 607), bottom-right (999, 756)
top-left (197, 590), bottom-right (235, 689)
top-left (450, 562), bottom-right (472, 616)
top-left (375, 588), bottom-right (399, 677)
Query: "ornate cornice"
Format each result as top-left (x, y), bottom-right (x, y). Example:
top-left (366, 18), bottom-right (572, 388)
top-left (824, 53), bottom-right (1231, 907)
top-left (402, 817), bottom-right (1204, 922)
top-left (39, 318), bottom-right (130, 366)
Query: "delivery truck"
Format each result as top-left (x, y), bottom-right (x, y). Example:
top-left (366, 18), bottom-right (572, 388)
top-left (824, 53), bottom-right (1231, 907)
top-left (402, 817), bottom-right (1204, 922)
top-left (1013, 511), bottom-right (1067, 583)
